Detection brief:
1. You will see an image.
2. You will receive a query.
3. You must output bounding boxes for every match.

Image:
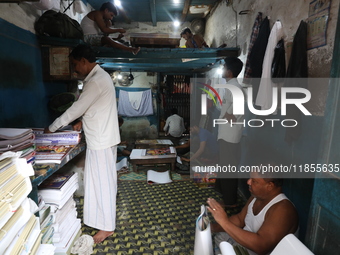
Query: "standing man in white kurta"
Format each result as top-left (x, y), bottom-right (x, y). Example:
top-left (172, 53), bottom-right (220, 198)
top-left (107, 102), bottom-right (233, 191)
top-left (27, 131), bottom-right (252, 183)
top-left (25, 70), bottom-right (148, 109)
top-left (44, 44), bottom-right (120, 244)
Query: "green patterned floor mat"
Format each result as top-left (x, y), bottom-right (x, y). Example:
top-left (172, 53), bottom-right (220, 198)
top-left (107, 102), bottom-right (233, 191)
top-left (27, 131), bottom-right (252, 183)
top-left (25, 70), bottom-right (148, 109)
top-left (75, 181), bottom-right (243, 255)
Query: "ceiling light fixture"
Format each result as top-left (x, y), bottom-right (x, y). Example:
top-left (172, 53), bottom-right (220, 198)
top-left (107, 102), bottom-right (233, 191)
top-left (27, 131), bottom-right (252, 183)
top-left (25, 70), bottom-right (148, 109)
top-left (114, 0), bottom-right (122, 8)
top-left (173, 20), bottom-right (180, 27)
top-left (217, 65), bottom-right (224, 75)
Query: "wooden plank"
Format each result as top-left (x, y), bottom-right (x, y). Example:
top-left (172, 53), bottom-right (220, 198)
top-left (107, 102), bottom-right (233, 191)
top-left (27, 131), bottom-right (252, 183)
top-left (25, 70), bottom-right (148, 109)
top-left (149, 0), bottom-right (157, 26)
top-left (181, 0), bottom-right (192, 23)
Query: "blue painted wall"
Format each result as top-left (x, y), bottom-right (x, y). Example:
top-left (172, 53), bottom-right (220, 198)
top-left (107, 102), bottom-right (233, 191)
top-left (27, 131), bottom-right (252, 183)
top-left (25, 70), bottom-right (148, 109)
top-left (0, 18), bottom-right (67, 128)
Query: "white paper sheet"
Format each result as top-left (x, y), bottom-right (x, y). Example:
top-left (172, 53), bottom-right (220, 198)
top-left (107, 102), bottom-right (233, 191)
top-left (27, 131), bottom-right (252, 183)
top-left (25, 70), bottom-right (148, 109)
top-left (219, 242), bottom-right (236, 255)
top-left (147, 170), bottom-right (172, 184)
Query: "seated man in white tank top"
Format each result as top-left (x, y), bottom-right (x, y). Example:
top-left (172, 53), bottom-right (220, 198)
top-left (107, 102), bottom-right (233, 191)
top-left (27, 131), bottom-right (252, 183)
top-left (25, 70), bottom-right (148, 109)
top-left (80, 2), bottom-right (140, 55)
top-left (207, 170), bottom-right (299, 255)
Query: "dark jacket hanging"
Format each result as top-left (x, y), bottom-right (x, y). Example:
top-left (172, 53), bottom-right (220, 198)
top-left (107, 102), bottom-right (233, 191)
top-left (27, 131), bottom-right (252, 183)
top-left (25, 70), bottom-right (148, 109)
top-left (243, 12), bottom-right (263, 84)
top-left (249, 16), bottom-right (270, 101)
top-left (284, 20), bottom-right (308, 144)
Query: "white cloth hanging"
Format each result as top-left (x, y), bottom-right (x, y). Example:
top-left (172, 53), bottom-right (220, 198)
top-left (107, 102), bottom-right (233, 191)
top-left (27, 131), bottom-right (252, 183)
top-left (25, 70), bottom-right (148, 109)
top-left (128, 91), bottom-right (144, 110)
top-left (118, 89), bottom-right (154, 117)
top-left (255, 21), bottom-right (283, 111)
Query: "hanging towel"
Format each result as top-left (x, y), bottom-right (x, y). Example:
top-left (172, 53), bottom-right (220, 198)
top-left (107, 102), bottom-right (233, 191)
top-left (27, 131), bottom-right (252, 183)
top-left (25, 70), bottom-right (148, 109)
top-left (118, 89), bottom-right (154, 117)
top-left (128, 91), bottom-right (144, 110)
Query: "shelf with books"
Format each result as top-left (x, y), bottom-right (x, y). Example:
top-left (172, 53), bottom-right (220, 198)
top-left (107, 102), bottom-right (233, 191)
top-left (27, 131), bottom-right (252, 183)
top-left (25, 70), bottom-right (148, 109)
top-left (28, 142), bottom-right (86, 207)
top-left (31, 142), bottom-right (86, 187)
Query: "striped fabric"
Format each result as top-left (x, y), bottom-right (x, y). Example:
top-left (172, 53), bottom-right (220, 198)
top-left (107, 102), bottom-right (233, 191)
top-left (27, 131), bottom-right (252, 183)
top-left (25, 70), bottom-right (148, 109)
top-left (243, 12), bottom-right (263, 84)
top-left (83, 146), bottom-right (117, 231)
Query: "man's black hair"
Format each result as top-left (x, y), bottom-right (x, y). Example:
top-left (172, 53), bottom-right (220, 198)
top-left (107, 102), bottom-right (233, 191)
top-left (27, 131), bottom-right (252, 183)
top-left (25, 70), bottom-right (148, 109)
top-left (224, 57), bottom-right (243, 77)
top-left (69, 44), bottom-right (96, 63)
top-left (100, 2), bottom-right (118, 16)
top-left (171, 108), bottom-right (178, 115)
top-left (180, 27), bottom-right (192, 36)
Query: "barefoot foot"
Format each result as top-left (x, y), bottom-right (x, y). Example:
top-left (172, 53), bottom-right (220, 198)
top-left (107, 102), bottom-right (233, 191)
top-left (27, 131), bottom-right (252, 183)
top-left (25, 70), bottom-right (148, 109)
top-left (93, 230), bottom-right (114, 244)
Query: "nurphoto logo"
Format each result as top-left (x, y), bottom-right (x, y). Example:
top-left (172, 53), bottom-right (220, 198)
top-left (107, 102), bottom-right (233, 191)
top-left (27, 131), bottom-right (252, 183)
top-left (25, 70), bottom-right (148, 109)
top-left (199, 81), bottom-right (312, 128)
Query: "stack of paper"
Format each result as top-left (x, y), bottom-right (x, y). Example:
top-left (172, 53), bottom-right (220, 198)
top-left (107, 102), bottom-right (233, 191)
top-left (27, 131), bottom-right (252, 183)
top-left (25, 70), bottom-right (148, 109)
top-left (0, 154), bottom-right (41, 255)
top-left (36, 244), bottom-right (56, 255)
top-left (48, 198), bottom-right (81, 255)
top-left (4, 214), bottom-right (42, 255)
top-left (0, 128), bottom-right (36, 164)
top-left (37, 244), bottom-right (55, 255)
top-left (38, 172), bottom-right (79, 208)
top-left (38, 171), bottom-right (82, 253)
top-left (0, 198), bottom-right (32, 254)
top-left (0, 155), bottom-right (34, 229)
top-left (33, 130), bottom-right (80, 165)
top-left (33, 130), bottom-right (80, 145)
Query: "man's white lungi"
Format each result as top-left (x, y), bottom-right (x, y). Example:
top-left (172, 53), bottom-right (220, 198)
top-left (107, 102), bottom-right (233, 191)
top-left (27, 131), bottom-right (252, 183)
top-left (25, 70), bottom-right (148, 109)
top-left (83, 146), bottom-right (117, 231)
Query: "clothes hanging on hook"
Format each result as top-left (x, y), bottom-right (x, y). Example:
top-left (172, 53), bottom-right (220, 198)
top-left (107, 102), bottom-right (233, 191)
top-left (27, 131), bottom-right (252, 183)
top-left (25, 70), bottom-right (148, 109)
top-left (284, 20), bottom-right (308, 144)
top-left (248, 16), bottom-right (270, 99)
top-left (256, 20), bottom-right (284, 112)
top-left (243, 12), bottom-right (263, 84)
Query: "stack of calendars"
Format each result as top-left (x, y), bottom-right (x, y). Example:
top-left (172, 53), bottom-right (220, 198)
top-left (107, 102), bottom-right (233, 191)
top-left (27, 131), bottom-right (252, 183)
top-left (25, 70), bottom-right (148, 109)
top-left (0, 153), bottom-right (42, 254)
top-left (33, 130), bottom-right (80, 165)
top-left (130, 147), bottom-right (177, 160)
top-left (0, 128), bottom-right (36, 165)
top-left (38, 171), bottom-right (81, 254)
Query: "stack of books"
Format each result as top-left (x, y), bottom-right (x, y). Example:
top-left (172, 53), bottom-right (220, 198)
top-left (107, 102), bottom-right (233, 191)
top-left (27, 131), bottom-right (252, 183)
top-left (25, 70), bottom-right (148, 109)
top-left (0, 128), bottom-right (36, 165)
top-left (0, 154), bottom-right (42, 254)
top-left (38, 171), bottom-right (81, 254)
top-left (33, 130), bottom-right (80, 165)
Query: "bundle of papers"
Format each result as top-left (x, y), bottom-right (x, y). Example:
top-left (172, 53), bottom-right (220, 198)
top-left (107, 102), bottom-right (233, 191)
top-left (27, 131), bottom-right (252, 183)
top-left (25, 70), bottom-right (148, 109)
top-left (0, 156), bottom-right (34, 229)
top-left (33, 130), bottom-right (80, 165)
top-left (0, 198), bottom-right (32, 254)
top-left (0, 128), bottom-right (36, 164)
top-left (4, 215), bottom-right (42, 255)
top-left (36, 244), bottom-right (56, 255)
top-left (0, 128), bottom-right (35, 152)
top-left (54, 220), bottom-right (81, 255)
top-left (38, 172), bottom-right (78, 209)
top-left (33, 129), bottom-right (80, 145)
